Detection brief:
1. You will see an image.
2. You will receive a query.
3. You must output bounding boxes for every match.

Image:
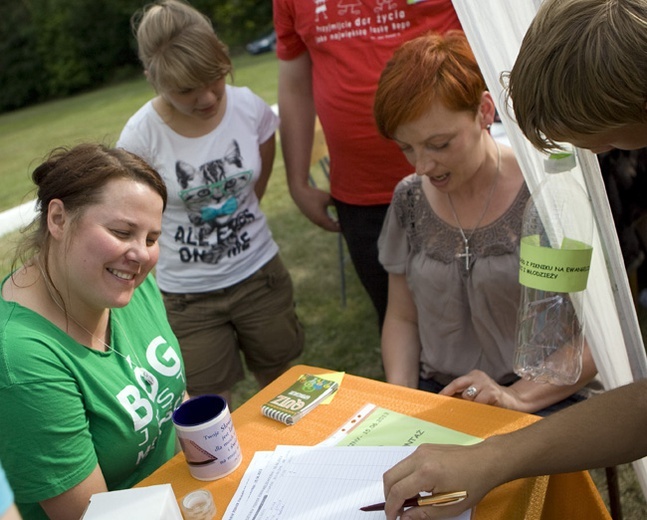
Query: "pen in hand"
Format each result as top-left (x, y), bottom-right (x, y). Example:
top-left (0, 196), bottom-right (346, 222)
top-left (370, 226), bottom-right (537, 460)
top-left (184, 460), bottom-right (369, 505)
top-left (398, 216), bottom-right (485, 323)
top-left (360, 490), bottom-right (468, 511)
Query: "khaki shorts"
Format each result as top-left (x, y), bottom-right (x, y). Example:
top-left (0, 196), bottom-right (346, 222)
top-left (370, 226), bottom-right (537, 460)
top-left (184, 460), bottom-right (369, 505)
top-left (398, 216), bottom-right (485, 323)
top-left (162, 255), bottom-right (304, 395)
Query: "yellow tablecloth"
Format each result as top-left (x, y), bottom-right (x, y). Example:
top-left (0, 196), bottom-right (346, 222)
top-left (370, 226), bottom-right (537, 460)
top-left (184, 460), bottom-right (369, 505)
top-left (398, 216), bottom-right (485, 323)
top-left (137, 365), bottom-right (610, 519)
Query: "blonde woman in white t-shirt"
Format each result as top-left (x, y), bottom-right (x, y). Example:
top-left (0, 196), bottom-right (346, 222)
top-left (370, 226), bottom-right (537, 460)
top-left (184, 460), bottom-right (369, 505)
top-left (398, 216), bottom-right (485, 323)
top-left (118, 0), bottom-right (304, 405)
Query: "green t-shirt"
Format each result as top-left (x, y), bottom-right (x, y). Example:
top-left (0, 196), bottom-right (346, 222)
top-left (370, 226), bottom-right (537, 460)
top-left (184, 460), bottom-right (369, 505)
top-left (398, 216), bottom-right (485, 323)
top-left (0, 275), bottom-right (186, 519)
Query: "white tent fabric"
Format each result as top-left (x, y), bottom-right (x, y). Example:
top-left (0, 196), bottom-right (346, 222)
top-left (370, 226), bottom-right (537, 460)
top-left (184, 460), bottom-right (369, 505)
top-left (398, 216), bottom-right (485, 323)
top-left (452, 0), bottom-right (647, 500)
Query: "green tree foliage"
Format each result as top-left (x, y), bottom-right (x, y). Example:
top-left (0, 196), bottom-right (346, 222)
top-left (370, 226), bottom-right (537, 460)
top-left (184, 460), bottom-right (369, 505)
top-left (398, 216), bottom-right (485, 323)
top-left (0, 0), bottom-right (272, 114)
top-left (0, 1), bottom-right (45, 111)
top-left (210, 0), bottom-right (273, 48)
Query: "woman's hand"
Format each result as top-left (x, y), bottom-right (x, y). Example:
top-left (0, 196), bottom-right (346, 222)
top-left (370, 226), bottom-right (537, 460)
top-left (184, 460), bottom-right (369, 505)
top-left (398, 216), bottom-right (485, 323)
top-left (383, 442), bottom-right (498, 520)
top-left (439, 370), bottom-right (523, 410)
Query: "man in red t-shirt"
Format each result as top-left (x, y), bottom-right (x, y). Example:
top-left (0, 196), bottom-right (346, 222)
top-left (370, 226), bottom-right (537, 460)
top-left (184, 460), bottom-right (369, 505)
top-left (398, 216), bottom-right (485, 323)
top-left (274, 0), bottom-right (462, 329)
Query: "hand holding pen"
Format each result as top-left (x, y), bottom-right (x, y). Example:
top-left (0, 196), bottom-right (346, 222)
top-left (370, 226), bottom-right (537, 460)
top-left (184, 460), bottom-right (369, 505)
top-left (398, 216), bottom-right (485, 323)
top-left (360, 490), bottom-right (468, 511)
top-left (380, 442), bottom-right (488, 519)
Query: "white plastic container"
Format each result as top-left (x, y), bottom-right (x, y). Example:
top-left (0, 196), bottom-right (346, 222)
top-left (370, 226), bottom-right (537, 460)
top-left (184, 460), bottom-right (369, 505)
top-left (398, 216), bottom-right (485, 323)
top-left (180, 490), bottom-right (216, 520)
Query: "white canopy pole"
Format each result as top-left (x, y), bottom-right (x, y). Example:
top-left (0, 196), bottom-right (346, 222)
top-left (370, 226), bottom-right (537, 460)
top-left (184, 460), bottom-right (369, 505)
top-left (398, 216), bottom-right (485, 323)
top-left (452, 0), bottom-right (647, 499)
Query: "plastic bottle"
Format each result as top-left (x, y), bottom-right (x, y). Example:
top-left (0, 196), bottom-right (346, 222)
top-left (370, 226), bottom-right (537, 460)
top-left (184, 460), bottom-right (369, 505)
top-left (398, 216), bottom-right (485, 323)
top-left (514, 150), bottom-right (594, 385)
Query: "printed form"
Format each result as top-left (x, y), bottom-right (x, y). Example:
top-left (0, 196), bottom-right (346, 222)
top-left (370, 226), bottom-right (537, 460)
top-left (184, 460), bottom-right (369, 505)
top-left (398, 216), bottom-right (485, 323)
top-left (223, 445), bottom-right (472, 519)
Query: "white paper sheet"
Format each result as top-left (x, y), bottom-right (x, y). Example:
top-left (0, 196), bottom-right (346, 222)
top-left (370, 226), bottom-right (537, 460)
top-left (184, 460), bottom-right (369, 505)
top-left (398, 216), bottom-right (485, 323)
top-left (222, 446), bottom-right (472, 520)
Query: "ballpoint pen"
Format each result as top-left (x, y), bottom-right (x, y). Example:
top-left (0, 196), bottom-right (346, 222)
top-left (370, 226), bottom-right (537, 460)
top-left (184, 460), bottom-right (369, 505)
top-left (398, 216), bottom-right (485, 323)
top-left (360, 490), bottom-right (468, 511)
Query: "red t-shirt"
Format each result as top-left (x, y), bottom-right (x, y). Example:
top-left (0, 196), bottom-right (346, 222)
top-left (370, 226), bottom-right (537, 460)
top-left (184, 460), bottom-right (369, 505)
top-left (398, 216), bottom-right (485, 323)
top-left (274, 0), bottom-right (462, 205)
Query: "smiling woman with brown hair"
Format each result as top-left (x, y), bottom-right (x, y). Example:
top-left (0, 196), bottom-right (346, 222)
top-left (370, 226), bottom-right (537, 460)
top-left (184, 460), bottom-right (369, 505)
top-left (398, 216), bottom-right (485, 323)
top-left (0, 143), bottom-right (185, 520)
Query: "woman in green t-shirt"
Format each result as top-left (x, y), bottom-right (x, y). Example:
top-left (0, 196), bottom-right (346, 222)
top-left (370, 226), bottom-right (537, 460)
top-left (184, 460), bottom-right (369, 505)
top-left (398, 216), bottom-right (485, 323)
top-left (0, 143), bottom-right (186, 519)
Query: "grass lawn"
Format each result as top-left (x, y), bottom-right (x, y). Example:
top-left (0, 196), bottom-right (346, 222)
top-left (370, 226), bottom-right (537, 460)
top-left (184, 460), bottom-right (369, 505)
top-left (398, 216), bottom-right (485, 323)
top-left (0, 51), bottom-right (645, 518)
top-left (0, 52), bottom-right (282, 210)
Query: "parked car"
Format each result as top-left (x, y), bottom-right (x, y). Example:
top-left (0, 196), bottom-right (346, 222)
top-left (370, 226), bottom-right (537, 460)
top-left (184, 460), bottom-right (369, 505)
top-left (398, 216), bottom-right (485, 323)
top-left (246, 31), bottom-right (276, 55)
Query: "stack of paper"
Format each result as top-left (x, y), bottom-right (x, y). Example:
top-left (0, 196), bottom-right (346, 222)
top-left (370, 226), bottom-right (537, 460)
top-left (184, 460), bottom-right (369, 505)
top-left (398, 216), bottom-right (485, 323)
top-left (223, 404), bottom-right (477, 519)
top-left (225, 446), bottom-right (423, 518)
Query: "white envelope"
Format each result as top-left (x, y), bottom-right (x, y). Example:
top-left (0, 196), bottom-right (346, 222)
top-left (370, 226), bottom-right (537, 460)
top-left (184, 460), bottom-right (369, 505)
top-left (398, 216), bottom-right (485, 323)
top-left (82, 484), bottom-right (182, 520)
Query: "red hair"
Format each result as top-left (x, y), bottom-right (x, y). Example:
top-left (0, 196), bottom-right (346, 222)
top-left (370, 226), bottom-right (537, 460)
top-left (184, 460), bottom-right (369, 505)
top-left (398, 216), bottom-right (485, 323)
top-left (374, 30), bottom-right (485, 139)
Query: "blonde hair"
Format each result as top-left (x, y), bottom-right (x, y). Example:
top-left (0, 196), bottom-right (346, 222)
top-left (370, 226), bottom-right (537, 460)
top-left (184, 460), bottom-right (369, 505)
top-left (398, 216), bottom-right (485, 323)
top-left (132, 0), bottom-right (232, 93)
top-left (506, 0), bottom-right (647, 152)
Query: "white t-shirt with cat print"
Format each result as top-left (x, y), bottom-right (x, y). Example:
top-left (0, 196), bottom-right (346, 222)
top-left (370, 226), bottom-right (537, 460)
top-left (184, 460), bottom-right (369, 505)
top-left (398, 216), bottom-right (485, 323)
top-left (117, 85), bottom-right (279, 293)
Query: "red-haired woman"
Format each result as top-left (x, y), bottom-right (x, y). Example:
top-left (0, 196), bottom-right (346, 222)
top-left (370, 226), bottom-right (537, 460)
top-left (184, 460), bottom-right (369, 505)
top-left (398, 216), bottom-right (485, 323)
top-left (374, 31), bottom-right (598, 415)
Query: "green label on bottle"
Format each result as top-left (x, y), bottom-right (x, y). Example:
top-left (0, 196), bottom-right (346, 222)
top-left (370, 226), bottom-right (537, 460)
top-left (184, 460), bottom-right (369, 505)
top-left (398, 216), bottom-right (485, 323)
top-left (519, 235), bottom-right (593, 292)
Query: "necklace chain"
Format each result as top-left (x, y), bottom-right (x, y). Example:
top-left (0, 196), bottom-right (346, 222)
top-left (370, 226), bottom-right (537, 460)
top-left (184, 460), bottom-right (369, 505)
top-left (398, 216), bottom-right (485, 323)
top-left (447, 140), bottom-right (501, 271)
top-left (36, 260), bottom-right (154, 385)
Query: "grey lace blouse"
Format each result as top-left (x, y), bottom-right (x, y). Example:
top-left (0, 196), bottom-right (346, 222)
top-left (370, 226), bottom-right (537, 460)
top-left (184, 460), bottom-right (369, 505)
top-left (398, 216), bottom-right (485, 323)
top-left (378, 173), bottom-right (531, 385)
